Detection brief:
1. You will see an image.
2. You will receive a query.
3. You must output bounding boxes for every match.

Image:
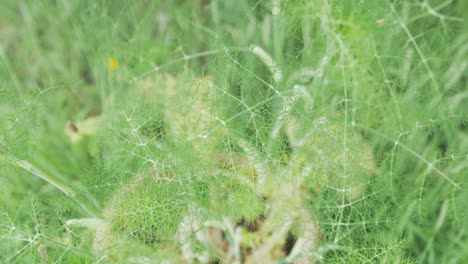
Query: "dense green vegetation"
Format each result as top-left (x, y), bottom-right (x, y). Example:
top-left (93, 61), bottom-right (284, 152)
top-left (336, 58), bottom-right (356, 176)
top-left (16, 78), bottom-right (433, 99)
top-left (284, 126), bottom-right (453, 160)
top-left (0, 0), bottom-right (467, 263)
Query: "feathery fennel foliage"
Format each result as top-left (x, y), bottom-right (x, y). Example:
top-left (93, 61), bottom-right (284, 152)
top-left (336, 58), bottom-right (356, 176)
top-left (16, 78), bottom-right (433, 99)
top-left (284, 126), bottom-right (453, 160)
top-left (0, 0), bottom-right (467, 263)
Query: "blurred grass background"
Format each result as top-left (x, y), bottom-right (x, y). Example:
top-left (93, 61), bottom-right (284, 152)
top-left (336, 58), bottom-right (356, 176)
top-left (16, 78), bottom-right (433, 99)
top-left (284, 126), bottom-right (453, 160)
top-left (0, 0), bottom-right (467, 263)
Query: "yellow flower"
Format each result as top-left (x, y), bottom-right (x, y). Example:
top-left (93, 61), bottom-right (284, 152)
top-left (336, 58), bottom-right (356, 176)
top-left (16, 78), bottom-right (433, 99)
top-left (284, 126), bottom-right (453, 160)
top-left (108, 57), bottom-right (119, 70)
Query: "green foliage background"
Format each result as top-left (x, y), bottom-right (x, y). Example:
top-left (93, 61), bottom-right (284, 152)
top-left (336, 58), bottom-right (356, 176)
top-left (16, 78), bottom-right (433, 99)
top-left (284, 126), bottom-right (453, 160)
top-left (0, 0), bottom-right (467, 263)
